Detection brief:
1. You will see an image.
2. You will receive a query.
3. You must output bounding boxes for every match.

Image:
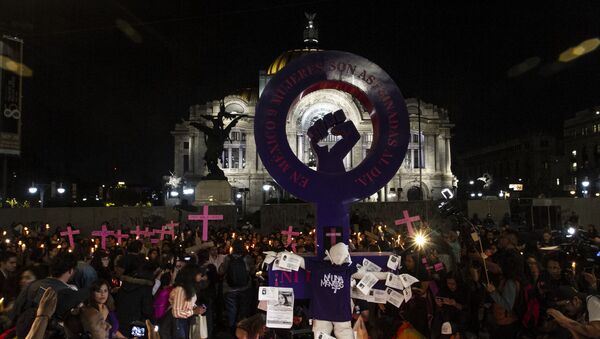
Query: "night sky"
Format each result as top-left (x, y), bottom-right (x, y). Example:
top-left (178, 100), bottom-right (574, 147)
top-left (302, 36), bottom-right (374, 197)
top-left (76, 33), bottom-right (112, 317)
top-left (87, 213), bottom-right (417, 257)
top-left (1, 0), bottom-right (599, 192)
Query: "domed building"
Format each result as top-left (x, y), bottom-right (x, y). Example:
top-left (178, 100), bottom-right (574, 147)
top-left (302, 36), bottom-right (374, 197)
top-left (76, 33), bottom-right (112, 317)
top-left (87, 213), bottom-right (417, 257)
top-left (170, 14), bottom-right (455, 212)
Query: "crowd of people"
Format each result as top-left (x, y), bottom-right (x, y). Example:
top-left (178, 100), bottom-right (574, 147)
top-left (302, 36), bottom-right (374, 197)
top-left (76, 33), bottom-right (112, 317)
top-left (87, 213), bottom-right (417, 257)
top-left (0, 215), bottom-right (598, 339)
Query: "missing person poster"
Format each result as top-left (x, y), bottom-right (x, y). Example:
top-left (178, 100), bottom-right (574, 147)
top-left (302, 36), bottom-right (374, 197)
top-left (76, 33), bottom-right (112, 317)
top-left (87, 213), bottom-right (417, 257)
top-left (266, 287), bottom-right (294, 329)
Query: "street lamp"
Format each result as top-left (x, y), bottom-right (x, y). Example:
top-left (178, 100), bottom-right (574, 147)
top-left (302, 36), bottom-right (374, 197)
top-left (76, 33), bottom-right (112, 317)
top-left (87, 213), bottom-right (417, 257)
top-left (262, 183), bottom-right (280, 203)
top-left (28, 182), bottom-right (67, 208)
top-left (582, 177), bottom-right (590, 197)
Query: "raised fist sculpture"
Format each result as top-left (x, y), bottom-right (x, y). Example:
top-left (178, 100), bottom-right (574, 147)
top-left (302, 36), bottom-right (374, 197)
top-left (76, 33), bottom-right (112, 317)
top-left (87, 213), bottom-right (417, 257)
top-left (307, 110), bottom-right (360, 174)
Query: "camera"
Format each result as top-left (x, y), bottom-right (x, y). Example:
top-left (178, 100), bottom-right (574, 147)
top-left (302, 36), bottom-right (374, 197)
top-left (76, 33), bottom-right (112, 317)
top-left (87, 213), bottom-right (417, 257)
top-left (130, 322), bottom-right (146, 338)
top-left (131, 326), bottom-right (145, 338)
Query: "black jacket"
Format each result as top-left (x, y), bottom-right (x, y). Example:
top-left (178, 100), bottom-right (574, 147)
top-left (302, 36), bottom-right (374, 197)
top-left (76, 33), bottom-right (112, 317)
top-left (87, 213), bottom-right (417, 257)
top-left (115, 274), bottom-right (154, 333)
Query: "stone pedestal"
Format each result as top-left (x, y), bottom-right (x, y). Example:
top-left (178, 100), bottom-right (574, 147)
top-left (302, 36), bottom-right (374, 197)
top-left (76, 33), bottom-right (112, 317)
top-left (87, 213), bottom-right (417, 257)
top-left (194, 180), bottom-right (233, 205)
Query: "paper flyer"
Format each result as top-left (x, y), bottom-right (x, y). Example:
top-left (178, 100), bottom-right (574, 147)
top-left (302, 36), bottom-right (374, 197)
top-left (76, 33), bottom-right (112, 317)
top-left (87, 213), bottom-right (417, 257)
top-left (387, 255), bottom-right (401, 270)
top-left (386, 287), bottom-right (405, 307)
top-left (266, 287), bottom-right (294, 329)
top-left (385, 273), bottom-right (405, 290)
top-left (356, 272), bottom-right (378, 295)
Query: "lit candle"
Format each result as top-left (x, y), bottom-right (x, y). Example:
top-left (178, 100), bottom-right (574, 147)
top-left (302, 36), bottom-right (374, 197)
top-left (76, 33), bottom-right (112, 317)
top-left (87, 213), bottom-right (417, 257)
top-left (572, 261), bottom-right (576, 271)
top-left (45, 224), bottom-right (50, 230)
top-left (57, 244), bottom-right (62, 249)
top-left (229, 246), bottom-right (233, 254)
top-left (40, 244), bottom-right (44, 249)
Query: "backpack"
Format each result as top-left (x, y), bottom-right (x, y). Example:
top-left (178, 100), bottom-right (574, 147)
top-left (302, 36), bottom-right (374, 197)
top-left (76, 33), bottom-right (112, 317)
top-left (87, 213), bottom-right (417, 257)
top-left (226, 254), bottom-right (249, 288)
top-left (514, 280), bottom-right (540, 329)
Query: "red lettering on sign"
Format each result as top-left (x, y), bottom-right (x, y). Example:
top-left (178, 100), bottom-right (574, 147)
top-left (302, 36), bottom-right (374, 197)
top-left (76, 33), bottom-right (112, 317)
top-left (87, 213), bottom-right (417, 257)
top-left (273, 154), bottom-right (290, 173)
top-left (281, 271), bottom-right (297, 283)
top-left (290, 171), bottom-right (310, 188)
top-left (355, 166), bottom-right (382, 186)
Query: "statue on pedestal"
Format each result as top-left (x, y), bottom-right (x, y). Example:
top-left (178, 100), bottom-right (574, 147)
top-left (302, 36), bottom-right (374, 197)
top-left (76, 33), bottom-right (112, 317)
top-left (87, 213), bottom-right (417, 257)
top-left (191, 100), bottom-right (247, 180)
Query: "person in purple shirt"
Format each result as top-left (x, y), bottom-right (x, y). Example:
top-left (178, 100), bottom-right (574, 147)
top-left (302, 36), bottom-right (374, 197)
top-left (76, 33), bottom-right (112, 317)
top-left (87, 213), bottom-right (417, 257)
top-left (87, 279), bottom-right (126, 339)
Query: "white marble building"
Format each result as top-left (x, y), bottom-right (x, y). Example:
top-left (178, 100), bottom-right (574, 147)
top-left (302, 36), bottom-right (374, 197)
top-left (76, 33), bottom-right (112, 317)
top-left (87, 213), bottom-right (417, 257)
top-left (170, 16), bottom-right (455, 212)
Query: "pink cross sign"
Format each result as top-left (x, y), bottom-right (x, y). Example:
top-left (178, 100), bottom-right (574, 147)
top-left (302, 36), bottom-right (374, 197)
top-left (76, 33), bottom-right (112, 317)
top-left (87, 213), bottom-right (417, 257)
top-left (165, 220), bottom-right (179, 230)
top-left (60, 226), bottom-right (80, 249)
top-left (394, 210), bottom-right (421, 237)
top-left (326, 227), bottom-right (341, 245)
top-left (143, 227), bottom-right (154, 238)
top-left (91, 225), bottom-right (114, 250)
top-left (113, 229), bottom-right (129, 244)
top-left (281, 226), bottom-right (300, 246)
top-left (188, 205), bottom-right (223, 241)
top-left (150, 225), bottom-right (176, 244)
top-left (130, 225), bottom-right (145, 239)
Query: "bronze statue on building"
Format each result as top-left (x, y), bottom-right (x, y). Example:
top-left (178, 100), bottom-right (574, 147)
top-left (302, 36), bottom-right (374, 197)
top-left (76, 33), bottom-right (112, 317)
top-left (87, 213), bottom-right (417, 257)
top-left (191, 100), bottom-right (247, 180)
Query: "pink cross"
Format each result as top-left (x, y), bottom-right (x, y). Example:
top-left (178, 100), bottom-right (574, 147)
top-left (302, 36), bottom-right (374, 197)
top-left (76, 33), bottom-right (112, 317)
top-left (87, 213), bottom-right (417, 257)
top-left (188, 205), bottom-right (223, 241)
top-left (394, 210), bottom-right (421, 237)
top-left (281, 226), bottom-right (300, 246)
top-left (165, 220), bottom-right (179, 230)
top-left (91, 225), bottom-right (114, 250)
top-left (114, 229), bottom-right (129, 245)
top-left (151, 225), bottom-right (175, 244)
top-left (130, 225), bottom-right (145, 239)
top-left (325, 227), bottom-right (341, 245)
top-left (60, 226), bottom-right (80, 249)
top-left (143, 227), bottom-right (154, 238)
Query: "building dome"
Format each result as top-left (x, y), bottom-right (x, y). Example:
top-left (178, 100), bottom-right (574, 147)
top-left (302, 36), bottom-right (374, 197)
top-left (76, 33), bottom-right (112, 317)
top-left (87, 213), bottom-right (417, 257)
top-left (266, 48), bottom-right (322, 75)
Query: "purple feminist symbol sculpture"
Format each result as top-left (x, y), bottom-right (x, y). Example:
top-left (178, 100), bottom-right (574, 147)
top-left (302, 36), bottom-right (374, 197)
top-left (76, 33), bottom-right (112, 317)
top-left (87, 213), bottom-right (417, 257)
top-left (307, 110), bottom-right (360, 174)
top-left (255, 51), bottom-right (410, 257)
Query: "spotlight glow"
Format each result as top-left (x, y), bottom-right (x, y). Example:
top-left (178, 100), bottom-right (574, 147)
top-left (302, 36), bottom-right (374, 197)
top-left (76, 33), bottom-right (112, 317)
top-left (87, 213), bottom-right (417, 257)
top-left (414, 232), bottom-right (428, 248)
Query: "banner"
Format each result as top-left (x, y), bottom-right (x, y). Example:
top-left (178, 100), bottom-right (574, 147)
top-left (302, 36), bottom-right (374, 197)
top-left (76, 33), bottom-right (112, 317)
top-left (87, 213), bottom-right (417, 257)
top-left (0, 35), bottom-right (23, 155)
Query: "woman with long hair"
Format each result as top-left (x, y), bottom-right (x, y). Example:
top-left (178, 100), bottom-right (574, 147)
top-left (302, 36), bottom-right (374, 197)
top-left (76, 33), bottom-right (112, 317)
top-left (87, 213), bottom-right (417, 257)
top-left (399, 251), bottom-right (432, 337)
top-left (169, 264), bottom-right (206, 339)
top-left (90, 250), bottom-right (114, 285)
top-left (87, 279), bottom-right (126, 339)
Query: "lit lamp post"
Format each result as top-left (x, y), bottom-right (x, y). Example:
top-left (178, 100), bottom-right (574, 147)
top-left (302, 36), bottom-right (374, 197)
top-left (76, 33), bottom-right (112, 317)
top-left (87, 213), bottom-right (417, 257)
top-left (28, 182), bottom-right (66, 208)
top-left (262, 183), bottom-right (280, 204)
top-left (582, 177), bottom-right (590, 198)
top-left (235, 188), bottom-right (249, 217)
